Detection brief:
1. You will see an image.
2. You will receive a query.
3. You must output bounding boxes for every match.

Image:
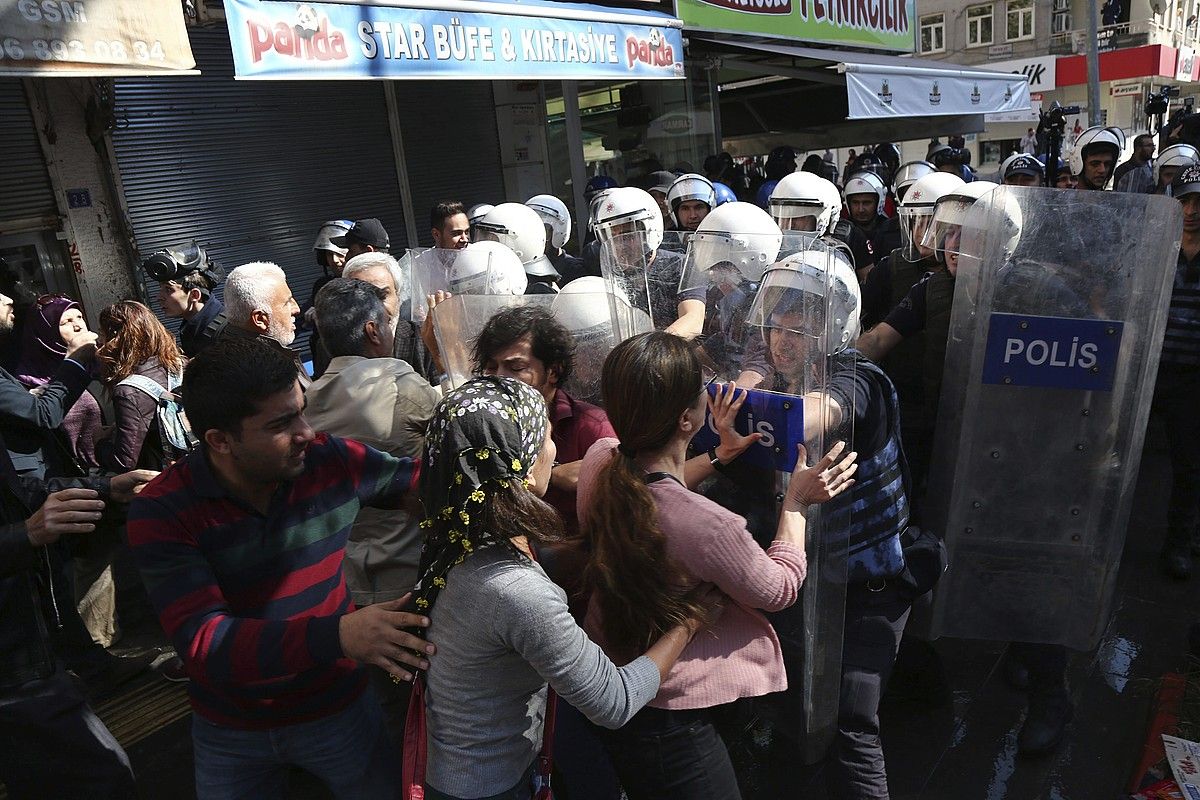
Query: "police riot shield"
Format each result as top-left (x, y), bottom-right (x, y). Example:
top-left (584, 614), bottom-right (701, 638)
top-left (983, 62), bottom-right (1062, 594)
top-left (925, 187), bottom-right (1180, 649)
top-left (408, 244), bottom-right (528, 323)
top-left (690, 237), bottom-right (857, 762)
top-left (428, 287), bottom-right (633, 406)
top-left (598, 231), bottom-right (688, 336)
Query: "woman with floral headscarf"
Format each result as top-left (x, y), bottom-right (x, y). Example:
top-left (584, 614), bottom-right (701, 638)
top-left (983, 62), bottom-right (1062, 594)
top-left (415, 376), bottom-right (714, 800)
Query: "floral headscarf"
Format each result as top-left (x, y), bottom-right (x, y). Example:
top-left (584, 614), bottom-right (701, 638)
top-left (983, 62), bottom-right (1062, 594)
top-left (414, 376), bottom-right (549, 614)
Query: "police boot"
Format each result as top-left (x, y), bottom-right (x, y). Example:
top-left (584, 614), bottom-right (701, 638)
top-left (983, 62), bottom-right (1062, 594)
top-left (1002, 648), bottom-right (1030, 691)
top-left (1017, 691), bottom-right (1073, 756)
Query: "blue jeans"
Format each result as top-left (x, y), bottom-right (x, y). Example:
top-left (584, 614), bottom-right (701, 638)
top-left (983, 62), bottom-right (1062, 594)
top-left (191, 687), bottom-right (399, 800)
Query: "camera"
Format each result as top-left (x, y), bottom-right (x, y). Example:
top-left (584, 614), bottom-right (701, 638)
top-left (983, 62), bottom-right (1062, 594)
top-left (1146, 85), bottom-right (1181, 118)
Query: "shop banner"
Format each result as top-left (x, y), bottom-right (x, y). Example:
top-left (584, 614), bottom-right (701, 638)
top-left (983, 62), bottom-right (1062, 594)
top-left (674, 0), bottom-right (915, 53)
top-left (844, 63), bottom-right (1031, 119)
top-left (223, 0), bottom-right (685, 80)
top-left (0, 0), bottom-right (196, 76)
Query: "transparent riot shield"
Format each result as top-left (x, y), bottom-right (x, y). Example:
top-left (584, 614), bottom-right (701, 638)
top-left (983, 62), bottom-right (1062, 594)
top-left (408, 245), bottom-right (527, 323)
top-left (925, 186), bottom-right (1181, 650)
top-left (429, 289), bottom-right (631, 406)
top-left (690, 238), bottom-right (857, 762)
top-left (598, 231), bottom-right (689, 336)
top-left (679, 231), bottom-right (806, 381)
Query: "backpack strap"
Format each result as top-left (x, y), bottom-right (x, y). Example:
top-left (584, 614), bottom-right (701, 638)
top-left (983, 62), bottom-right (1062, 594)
top-left (116, 373), bottom-right (169, 403)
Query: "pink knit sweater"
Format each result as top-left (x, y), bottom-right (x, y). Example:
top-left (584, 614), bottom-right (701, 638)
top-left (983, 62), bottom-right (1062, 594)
top-left (577, 438), bottom-right (807, 710)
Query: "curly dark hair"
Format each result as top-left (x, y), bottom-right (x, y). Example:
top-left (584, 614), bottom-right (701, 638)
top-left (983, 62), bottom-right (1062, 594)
top-left (471, 305), bottom-right (576, 387)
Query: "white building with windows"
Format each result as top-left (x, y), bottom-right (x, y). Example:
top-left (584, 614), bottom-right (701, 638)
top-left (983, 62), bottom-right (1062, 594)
top-left (912, 0), bottom-right (1200, 174)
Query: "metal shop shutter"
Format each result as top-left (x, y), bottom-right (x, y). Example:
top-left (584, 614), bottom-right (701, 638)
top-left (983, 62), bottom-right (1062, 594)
top-left (393, 81), bottom-right (505, 247)
top-left (0, 79), bottom-right (57, 228)
top-left (111, 27), bottom-right (408, 356)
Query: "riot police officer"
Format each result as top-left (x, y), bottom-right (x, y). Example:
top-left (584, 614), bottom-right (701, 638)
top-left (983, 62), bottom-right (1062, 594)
top-left (146, 242), bottom-right (227, 357)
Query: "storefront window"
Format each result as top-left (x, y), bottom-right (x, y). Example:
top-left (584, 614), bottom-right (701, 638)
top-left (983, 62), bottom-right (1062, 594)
top-left (544, 65), bottom-right (716, 244)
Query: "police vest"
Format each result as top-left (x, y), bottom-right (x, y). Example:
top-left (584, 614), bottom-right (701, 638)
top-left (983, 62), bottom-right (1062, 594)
top-left (828, 221), bottom-right (859, 270)
top-left (923, 269), bottom-right (956, 422)
top-left (825, 352), bottom-right (910, 581)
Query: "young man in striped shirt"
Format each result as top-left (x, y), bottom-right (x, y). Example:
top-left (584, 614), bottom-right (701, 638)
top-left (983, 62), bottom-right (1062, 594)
top-left (1158, 164), bottom-right (1200, 580)
top-left (128, 336), bottom-right (433, 798)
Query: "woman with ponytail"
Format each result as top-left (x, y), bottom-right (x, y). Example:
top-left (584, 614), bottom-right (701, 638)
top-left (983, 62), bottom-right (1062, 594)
top-left (415, 376), bottom-right (717, 800)
top-left (579, 332), bottom-right (857, 800)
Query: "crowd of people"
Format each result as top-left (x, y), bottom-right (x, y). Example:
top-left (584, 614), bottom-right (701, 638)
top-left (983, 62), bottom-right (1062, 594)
top-left (2, 121), bottom-right (1198, 800)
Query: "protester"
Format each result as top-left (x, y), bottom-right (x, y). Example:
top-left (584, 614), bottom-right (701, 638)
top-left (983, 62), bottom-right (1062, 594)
top-left (221, 261), bottom-right (309, 385)
top-left (128, 336), bottom-right (434, 798)
top-left (414, 375), bottom-right (717, 800)
top-left (96, 301), bottom-right (189, 472)
top-left (431, 202), bottom-right (471, 250)
top-left (579, 332), bottom-right (856, 800)
top-left (1113, 133), bottom-right (1154, 188)
top-left (306, 278), bottom-right (439, 744)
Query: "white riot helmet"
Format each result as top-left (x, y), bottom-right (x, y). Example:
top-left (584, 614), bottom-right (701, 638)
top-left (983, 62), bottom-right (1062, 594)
top-left (768, 172), bottom-right (843, 236)
top-left (892, 160), bottom-right (936, 201)
top-left (748, 248), bottom-right (861, 358)
top-left (1069, 126), bottom-right (1125, 185)
top-left (467, 203), bottom-right (494, 242)
top-left (313, 220), bottom-right (352, 257)
top-left (526, 194), bottom-right (572, 250)
top-left (559, 276), bottom-right (651, 336)
top-left (683, 202), bottom-right (783, 287)
top-left (1154, 143), bottom-right (1200, 188)
top-left (843, 171), bottom-right (887, 206)
top-left (666, 173), bottom-right (717, 225)
top-left (920, 181), bottom-right (1006, 266)
top-left (897, 171), bottom-right (965, 260)
top-left (593, 186), bottom-right (665, 253)
top-left (445, 241), bottom-right (528, 296)
top-left (475, 203), bottom-right (548, 269)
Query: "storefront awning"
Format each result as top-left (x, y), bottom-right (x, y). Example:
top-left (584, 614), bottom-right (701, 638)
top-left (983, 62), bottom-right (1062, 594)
top-left (693, 36), bottom-right (1031, 149)
top-left (0, 0), bottom-right (196, 77)
top-left (699, 37), bottom-right (1030, 119)
top-left (222, 0), bottom-right (685, 81)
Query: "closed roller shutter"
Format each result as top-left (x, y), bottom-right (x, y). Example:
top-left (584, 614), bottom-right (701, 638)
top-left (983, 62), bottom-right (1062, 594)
top-left (112, 27), bottom-right (408, 356)
top-left (0, 79), bottom-right (57, 227)
top-left (394, 81), bottom-right (505, 246)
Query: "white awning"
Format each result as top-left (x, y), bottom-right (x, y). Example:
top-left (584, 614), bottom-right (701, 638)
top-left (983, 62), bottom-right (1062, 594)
top-left (696, 36), bottom-right (1031, 120)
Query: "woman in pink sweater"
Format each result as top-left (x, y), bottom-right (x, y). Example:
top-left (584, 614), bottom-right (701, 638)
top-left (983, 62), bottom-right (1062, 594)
top-left (578, 331), bottom-right (856, 800)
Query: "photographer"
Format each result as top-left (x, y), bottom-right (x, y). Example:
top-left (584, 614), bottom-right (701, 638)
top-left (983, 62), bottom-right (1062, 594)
top-left (147, 242), bottom-right (227, 357)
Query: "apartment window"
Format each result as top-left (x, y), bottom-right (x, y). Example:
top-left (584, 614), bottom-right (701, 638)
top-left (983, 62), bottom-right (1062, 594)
top-left (968, 5), bottom-right (995, 47)
top-left (1007, 0), bottom-right (1035, 40)
top-left (920, 13), bottom-right (946, 53)
top-left (1052, 10), bottom-right (1072, 32)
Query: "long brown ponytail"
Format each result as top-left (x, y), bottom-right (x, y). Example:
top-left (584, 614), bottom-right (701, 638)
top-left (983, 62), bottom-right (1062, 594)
top-left (584, 332), bottom-right (711, 653)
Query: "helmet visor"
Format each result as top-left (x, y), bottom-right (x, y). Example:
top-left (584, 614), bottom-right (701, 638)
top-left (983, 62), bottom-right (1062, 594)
top-left (920, 197), bottom-right (976, 262)
top-left (769, 199), bottom-right (826, 233)
top-left (680, 229), bottom-right (784, 293)
top-left (897, 207), bottom-right (935, 261)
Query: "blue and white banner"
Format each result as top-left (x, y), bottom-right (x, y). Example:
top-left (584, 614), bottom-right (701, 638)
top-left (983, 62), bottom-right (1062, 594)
top-left (223, 0), bottom-right (685, 80)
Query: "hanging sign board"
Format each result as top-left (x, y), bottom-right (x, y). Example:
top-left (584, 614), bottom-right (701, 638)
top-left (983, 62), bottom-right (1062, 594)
top-left (0, 0), bottom-right (196, 76)
top-left (223, 0), bottom-right (685, 80)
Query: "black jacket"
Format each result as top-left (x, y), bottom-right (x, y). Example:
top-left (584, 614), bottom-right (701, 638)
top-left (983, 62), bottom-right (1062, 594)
top-left (0, 361), bottom-right (92, 480)
top-left (0, 440), bottom-right (109, 688)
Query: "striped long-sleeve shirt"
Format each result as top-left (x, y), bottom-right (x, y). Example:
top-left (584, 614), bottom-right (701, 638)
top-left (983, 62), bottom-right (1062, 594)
top-left (1162, 250), bottom-right (1200, 368)
top-left (127, 433), bottom-right (418, 729)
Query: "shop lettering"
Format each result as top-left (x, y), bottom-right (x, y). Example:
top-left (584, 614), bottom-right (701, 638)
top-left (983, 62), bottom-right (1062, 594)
top-left (17, 0), bottom-right (85, 23)
top-left (1003, 337), bottom-right (1099, 370)
top-left (625, 30), bottom-right (674, 69)
top-left (696, 0), bottom-right (791, 14)
top-left (358, 22), bottom-right (430, 60)
top-left (799, 0), bottom-right (909, 34)
top-left (522, 28), bottom-right (618, 64)
top-left (247, 17), bottom-right (348, 63)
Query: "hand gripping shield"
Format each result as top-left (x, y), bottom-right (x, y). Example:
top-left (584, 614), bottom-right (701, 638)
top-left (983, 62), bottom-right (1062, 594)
top-left (693, 238), bottom-right (858, 761)
top-left (428, 283), bottom-right (636, 407)
top-left (924, 187), bottom-right (1181, 649)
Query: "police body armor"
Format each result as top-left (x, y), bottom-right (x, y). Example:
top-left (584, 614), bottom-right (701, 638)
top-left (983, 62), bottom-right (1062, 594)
top-left (925, 187), bottom-right (1181, 649)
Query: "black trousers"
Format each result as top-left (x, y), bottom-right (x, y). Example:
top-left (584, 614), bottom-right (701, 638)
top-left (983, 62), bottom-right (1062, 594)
top-left (827, 581), bottom-right (911, 800)
top-left (1154, 366), bottom-right (1200, 556)
top-left (0, 668), bottom-right (136, 799)
top-left (600, 704), bottom-right (742, 800)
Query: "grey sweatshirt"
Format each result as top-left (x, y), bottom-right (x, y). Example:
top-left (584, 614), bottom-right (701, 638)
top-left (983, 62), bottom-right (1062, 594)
top-left (425, 546), bottom-right (660, 798)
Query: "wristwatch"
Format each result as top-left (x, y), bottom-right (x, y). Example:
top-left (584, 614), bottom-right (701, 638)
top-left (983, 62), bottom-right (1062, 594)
top-left (708, 447), bottom-right (730, 474)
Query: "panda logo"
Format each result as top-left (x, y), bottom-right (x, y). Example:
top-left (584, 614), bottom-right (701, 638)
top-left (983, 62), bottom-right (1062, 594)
top-left (294, 4), bottom-right (320, 39)
top-left (649, 29), bottom-right (662, 49)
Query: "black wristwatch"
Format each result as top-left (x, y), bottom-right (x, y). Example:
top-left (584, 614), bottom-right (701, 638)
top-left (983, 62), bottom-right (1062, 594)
top-left (708, 447), bottom-right (730, 474)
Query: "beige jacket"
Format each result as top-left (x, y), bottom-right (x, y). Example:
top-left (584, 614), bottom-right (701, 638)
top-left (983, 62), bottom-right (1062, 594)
top-left (305, 355), bottom-right (439, 605)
